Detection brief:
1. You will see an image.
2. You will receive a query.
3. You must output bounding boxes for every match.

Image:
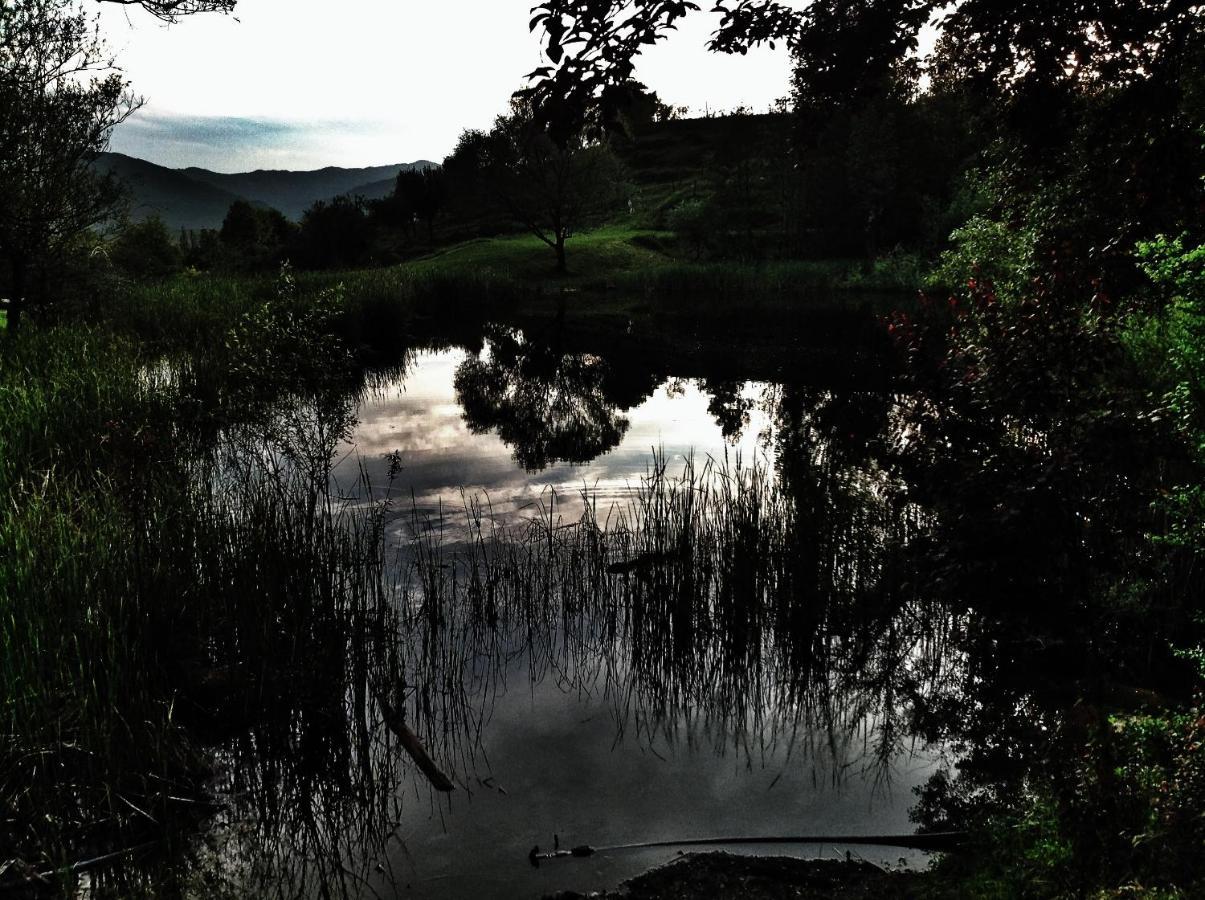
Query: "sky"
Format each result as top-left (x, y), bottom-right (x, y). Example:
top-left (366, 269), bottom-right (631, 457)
top-left (99, 0), bottom-right (809, 173)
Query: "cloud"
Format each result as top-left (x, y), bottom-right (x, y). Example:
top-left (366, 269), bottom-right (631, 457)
top-left (108, 109), bottom-right (408, 172)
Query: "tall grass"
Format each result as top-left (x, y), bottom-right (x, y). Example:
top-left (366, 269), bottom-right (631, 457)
top-left (111, 264), bottom-right (526, 359)
top-left (390, 452), bottom-right (951, 779)
top-left (609, 258), bottom-right (920, 304)
top-left (0, 260), bottom-right (936, 894)
top-left (0, 294), bottom-right (410, 893)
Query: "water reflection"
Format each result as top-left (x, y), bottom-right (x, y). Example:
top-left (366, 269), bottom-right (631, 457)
top-left (454, 325), bottom-right (659, 471)
top-left (70, 318), bottom-right (966, 899)
top-left (167, 329), bottom-right (957, 899)
top-left (346, 348), bottom-right (772, 542)
top-left (73, 306), bottom-right (1187, 900)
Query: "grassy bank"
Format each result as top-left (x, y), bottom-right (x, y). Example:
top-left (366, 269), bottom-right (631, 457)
top-left (107, 227), bottom-right (923, 366)
top-left (0, 277), bottom-right (411, 891)
top-left (394, 225), bottom-right (926, 296)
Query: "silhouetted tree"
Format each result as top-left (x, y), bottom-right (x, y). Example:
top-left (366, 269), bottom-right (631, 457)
top-left (95, 0), bottom-right (235, 21)
top-left (182, 227), bottom-right (222, 270)
top-left (293, 196), bottom-right (373, 270)
top-left (218, 200), bottom-right (294, 271)
top-left (454, 326), bottom-right (653, 470)
top-left (528, 0), bottom-right (1202, 273)
top-left (446, 100), bottom-right (627, 273)
top-left (598, 80), bottom-right (682, 138)
top-left (110, 216), bottom-right (183, 281)
top-left (387, 167), bottom-right (446, 242)
top-left (0, 0), bottom-right (137, 330)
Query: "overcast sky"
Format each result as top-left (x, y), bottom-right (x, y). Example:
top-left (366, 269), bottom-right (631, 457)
top-left (99, 0), bottom-right (809, 172)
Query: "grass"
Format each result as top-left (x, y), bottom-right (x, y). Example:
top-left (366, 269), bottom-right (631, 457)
top-left (392, 225), bottom-right (923, 297)
top-left (0, 292), bottom-right (409, 891)
top-left (394, 451), bottom-right (943, 771)
top-left (109, 226), bottom-right (919, 350)
top-left (402, 225), bottom-right (675, 283)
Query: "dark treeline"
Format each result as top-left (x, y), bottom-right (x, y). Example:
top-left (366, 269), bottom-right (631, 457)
top-left (91, 75), bottom-right (980, 285)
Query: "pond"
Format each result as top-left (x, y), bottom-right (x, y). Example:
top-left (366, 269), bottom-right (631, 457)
top-left (174, 314), bottom-right (953, 900)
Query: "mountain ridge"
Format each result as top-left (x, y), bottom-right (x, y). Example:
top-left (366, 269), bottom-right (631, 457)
top-left (96, 152), bottom-right (437, 231)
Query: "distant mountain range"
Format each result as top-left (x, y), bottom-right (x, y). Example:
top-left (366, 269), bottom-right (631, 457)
top-left (95, 153), bottom-right (437, 231)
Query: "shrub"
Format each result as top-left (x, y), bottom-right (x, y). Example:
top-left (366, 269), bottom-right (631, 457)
top-left (109, 216), bottom-right (183, 281)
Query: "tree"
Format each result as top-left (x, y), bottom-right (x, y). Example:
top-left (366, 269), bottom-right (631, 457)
top-left (94, 0), bottom-right (235, 21)
top-left (598, 79), bottom-right (682, 137)
top-left (528, 0), bottom-right (1200, 150)
top-left (293, 196), bottom-right (373, 270)
top-left (219, 200), bottom-right (294, 271)
top-left (454, 326), bottom-right (654, 470)
top-left (522, 1), bottom-right (703, 147)
top-left (386, 167), bottom-right (446, 243)
top-left (109, 216), bottom-right (183, 280)
top-left (446, 100), bottom-right (627, 273)
top-left (528, 0), bottom-right (1202, 274)
top-left (0, 0), bottom-right (139, 331)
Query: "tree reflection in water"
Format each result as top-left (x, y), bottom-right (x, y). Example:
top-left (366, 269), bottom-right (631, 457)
top-left (392, 377), bottom-right (951, 778)
top-left (89, 317), bottom-right (1198, 897)
top-left (454, 325), bottom-right (659, 471)
top-left (172, 370), bottom-right (956, 899)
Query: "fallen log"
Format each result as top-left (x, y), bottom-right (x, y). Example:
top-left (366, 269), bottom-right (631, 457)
top-left (373, 689), bottom-right (456, 793)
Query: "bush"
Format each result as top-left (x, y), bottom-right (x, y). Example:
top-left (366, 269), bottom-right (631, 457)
top-left (292, 196), bottom-right (374, 270)
top-left (927, 211), bottom-right (1038, 300)
top-left (666, 198), bottom-right (713, 259)
top-left (109, 216), bottom-right (183, 281)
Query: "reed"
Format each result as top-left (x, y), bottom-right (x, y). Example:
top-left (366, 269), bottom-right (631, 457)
top-left (389, 452), bottom-right (953, 780)
top-left (0, 299), bottom-right (408, 891)
top-left (0, 272), bottom-right (941, 893)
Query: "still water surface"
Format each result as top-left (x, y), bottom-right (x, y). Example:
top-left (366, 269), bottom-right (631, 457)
top-left (201, 330), bottom-right (944, 899)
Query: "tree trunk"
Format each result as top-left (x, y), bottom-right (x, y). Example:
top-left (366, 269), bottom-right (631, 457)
top-left (554, 234), bottom-right (567, 274)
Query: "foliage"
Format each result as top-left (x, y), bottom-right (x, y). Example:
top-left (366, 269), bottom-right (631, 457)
top-left (525, 0), bottom-right (1202, 272)
top-left (918, 663), bottom-right (1205, 897)
top-left (598, 79), bottom-right (683, 137)
top-left (109, 216), bottom-right (184, 281)
top-left (218, 263), bottom-right (352, 400)
top-left (522, 0), bottom-right (702, 146)
top-left (1122, 233), bottom-right (1205, 550)
top-left (442, 100), bottom-right (629, 272)
top-left (375, 166), bottom-right (446, 242)
top-left (928, 211), bottom-right (1038, 302)
top-left (527, 0), bottom-right (1202, 122)
top-left (889, 207), bottom-right (1202, 900)
top-left (665, 199), bottom-right (710, 259)
top-left (1128, 234), bottom-right (1205, 436)
top-left (0, 0), bottom-right (137, 329)
top-left (95, 0), bottom-right (236, 20)
top-left (292, 195), bottom-right (374, 270)
top-left (788, 80), bottom-right (979, 258)
top-left (219, 199), bottom-right (295, 271)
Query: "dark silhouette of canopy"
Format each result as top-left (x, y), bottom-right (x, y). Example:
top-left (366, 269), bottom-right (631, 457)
top-left (97, 0), bottom-right (235, 21)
